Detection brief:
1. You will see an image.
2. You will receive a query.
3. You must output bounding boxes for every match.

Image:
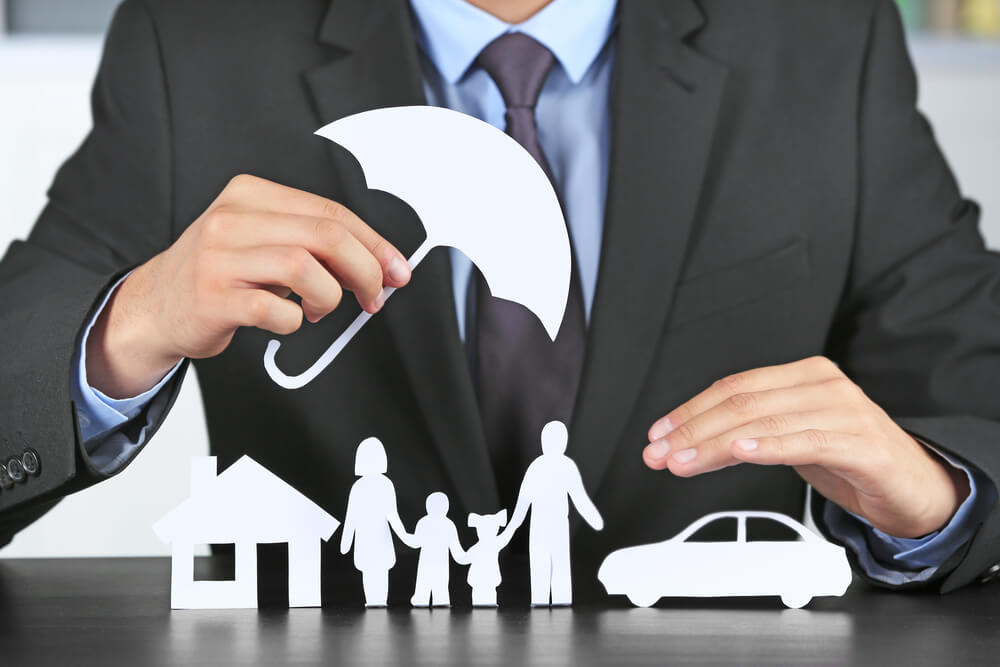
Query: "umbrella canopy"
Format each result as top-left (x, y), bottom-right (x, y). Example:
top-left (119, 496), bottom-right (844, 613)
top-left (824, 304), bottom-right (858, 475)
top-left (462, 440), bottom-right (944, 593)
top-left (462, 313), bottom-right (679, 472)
top-left (264, 106), bottom-right (572, 389)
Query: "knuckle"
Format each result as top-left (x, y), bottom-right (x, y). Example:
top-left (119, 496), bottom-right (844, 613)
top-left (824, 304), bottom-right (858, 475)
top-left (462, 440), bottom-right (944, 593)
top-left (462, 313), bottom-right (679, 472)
top-left (247, 293), bottom-right (273, 326)
top-left (320, 198), bottom-right (349, 225)
top-left (202, 207), bottom-right (237, 241)
top-left (725, 392), bottom-right (757, 415)
top-left (281, 247), bottom-right (311, 283)
top-left (807, 355), bottom-right (839, 375)
top-left (828, 377), bottom-right (861, 400)
top-left (804, 429), bottom-right (828, 449)
top-left (315, 217), bottom-right (347, 247)
top-left (226, 173), bottom-right (248, 191)
top-left (225, 173), bottom-right (258, 198)
top-left (370, 236), bottom-right (390, 260)
top-left (715, 373), bottom-right (745, 396)
top-left (676, 422), bottom-right (698, 445)
top-left (759, 414), bottom-right (787, 434)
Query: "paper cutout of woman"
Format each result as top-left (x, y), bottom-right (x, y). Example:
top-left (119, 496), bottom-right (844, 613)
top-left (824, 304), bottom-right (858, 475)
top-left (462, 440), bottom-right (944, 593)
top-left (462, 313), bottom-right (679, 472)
top-left (340, 437), bottom-right (414, 606)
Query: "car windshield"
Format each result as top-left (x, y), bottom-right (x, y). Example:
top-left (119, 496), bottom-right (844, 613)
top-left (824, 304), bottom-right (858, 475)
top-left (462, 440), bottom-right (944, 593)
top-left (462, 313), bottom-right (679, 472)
top-left (680, 516), bottom-right (738, 542)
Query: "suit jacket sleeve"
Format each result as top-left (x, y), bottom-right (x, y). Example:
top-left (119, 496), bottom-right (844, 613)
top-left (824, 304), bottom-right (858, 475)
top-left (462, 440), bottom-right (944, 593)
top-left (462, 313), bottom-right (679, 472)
top-left (0, 0), bottom-right (184, 545)
top-left (811, 0), bottom-right (1000, 592)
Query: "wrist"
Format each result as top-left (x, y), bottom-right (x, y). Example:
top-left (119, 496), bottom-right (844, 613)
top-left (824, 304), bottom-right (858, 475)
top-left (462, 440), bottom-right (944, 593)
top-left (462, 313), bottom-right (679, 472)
top-left (903, 441), bottom-right (970, 538)
top-left (85, 265), bottom-right (183, 399)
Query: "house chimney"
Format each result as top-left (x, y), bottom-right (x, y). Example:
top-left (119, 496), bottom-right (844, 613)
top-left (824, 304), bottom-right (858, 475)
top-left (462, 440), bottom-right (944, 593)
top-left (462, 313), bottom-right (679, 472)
top-left (190, 456), bottom-right (218, 496)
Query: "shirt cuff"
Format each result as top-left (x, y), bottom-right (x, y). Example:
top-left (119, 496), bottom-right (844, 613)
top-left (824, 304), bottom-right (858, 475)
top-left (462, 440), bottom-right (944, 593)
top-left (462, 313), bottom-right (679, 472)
top-left (72, 272), bottom-right (184, 464)
top-left (824, 444), bottom-right (996, 585)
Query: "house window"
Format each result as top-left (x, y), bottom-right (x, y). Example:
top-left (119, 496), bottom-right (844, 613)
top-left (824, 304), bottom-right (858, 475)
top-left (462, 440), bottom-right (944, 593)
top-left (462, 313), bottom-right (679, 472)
top-left (193, 544), bottom-right (237, 581)
top-left (3, 0), bottom-right (120, 35)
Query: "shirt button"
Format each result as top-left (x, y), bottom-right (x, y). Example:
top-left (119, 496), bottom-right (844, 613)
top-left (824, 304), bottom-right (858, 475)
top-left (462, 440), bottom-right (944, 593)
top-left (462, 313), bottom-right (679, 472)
top-left (980, 564), bottom-right (1000, 584)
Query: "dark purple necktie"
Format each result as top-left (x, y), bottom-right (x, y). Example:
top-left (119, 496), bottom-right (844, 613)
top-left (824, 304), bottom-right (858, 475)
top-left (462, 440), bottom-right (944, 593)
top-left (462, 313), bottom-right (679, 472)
top-left (470, 32), bottom-right (587, 504)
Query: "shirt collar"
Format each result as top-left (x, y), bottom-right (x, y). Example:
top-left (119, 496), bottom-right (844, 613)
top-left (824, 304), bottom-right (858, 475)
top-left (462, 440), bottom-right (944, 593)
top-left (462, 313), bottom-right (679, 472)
top-left (409, 0), bottom-right (618, 85)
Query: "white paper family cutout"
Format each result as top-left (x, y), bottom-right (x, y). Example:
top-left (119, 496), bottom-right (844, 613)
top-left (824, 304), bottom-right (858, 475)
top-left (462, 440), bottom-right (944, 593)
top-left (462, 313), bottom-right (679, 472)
top-left (155, 432), bottom-right (850, 610)
top-left (263, 106), bottom-right (573, 390)
top-left (597, 511), bottom-right (852, 609)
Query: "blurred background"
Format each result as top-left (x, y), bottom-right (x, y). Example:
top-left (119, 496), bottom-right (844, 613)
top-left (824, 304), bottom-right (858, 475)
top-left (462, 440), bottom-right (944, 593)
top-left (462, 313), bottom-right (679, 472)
top-left (1, 0), bottom-right (998, 558)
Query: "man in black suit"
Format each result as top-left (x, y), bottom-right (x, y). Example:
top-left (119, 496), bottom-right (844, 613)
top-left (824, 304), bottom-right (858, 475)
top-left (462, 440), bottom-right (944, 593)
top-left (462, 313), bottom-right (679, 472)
top-left (2, 0), bottom-right (999, 603)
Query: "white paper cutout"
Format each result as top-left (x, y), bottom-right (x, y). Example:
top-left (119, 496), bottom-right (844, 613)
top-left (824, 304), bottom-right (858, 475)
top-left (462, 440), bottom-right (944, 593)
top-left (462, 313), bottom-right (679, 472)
top-left (408, 492), bottom-right (468, 607)
top-left (340, 437), bottom-right (415, 607)
top-left (500, 421), bottom-right (604, 606)
top-left (264, 106), bottom-right (573, 389)
top-left (465, 509), bottom-right (508, 607)
top-left (597, 511), bottom-right (852, 609)
top-left (153, 456), bottom-right (340, 610)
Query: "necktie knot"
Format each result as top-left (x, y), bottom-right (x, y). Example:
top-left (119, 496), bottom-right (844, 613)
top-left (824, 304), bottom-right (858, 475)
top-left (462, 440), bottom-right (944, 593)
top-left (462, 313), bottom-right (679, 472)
top-left (476, 32), bottom-right (555, 110)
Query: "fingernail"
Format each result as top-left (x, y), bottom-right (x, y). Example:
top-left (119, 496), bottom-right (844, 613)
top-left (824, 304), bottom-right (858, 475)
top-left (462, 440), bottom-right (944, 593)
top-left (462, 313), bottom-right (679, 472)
top-left (673, 448), bottom-right (698, 464)
top-left (387, 257), bottom-right (411, 284)
top-left (736, 438), bottom-right (759, 452)
top-left (375, 289), bottom-right (387, 310)
top-left (646, 439), bottom-right (670, 460)
top-left (649, 417), bottom-right (674, 441)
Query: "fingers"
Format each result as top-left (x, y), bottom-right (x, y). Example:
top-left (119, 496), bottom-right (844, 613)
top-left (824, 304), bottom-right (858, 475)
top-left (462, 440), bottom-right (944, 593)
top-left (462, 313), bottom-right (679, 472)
top-left (648, 356), bottom-right (843, 441)
top-left (224, 288), bottom-right (304, 336)
top-left (217, 246), bottom-right (343, 323)
top-left (644, 380), bottom-right (862, 471)
top-left (201, 209), bottom-right (395, 312)
top-left (730, 429), bottom-right (862, 472)
top-left (643, 410), bottom-right (848, 476)
top-left (217, 175), bottom-right (412, 287)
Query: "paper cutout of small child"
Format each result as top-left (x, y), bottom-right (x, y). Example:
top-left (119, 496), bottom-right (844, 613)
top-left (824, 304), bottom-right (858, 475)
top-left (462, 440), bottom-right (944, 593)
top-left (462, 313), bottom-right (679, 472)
top-left (465, 509), bottom-right (509, 607)
top-left (409, 492), bottom-right (468, 607)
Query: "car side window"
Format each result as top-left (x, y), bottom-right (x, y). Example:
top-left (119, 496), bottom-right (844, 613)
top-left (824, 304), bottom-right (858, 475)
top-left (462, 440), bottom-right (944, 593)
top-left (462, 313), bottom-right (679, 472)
top-left (746, 518), bottom-right (802, 542)
top-left (684, 517), bottom-right (738, 542)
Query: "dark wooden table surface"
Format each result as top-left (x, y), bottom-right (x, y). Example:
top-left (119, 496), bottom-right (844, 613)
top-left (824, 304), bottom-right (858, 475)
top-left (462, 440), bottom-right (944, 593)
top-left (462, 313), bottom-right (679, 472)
top-left (1, 557), bottom-right (998, 666)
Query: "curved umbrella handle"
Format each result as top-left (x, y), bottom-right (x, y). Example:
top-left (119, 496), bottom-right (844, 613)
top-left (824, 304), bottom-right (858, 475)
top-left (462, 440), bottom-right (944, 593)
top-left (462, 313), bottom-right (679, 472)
top-left (264, 240), bottom-right (434, 390)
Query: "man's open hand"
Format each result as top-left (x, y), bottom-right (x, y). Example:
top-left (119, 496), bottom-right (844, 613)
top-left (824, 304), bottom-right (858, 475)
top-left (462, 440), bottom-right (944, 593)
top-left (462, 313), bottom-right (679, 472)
top-left (643, 356), bottom-right (969, 539)
top-left (86, 175), bottom-right (412, 398)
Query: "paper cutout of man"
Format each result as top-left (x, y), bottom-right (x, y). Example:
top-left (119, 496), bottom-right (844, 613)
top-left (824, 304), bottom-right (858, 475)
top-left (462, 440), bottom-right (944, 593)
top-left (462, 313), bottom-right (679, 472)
top-left (500, 421), bottom-right (603, 606)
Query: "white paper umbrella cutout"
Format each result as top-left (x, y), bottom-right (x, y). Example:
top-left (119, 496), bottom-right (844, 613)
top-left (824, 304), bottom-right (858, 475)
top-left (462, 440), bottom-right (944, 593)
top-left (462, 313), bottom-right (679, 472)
top-left (263, 106), bottom-right (572, 390)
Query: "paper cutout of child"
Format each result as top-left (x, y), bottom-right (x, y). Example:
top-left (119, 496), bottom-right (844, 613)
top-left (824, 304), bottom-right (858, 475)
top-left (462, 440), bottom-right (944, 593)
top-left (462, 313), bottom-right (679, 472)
top-left (465, 509), bottom-right (509, 607)
top-left (409, 492), bottom-right (467, 607)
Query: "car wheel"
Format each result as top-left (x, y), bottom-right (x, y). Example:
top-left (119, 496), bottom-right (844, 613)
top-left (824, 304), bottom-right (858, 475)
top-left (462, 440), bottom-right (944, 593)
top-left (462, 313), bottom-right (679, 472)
top-left (780, 593), bottom-right (811, 609)
top-left (626, 592), bottom-right (660, 608)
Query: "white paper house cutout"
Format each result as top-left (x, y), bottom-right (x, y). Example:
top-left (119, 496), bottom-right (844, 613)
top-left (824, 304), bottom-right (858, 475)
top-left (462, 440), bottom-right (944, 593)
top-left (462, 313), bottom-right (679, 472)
top-left (598, 511), bottom-right (852, 609)
top-left (153, 456), bottom-right (340, 609)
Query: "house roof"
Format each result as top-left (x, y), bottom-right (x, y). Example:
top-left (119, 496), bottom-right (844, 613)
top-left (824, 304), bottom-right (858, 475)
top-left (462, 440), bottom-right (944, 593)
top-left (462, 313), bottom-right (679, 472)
top-left (153, 456), bottom-right (340, 544)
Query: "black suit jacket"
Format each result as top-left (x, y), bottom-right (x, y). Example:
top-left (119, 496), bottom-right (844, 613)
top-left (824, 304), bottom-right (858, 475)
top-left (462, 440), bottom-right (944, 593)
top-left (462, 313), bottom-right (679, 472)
top-left (2, 0), bottom-right (1000, 601)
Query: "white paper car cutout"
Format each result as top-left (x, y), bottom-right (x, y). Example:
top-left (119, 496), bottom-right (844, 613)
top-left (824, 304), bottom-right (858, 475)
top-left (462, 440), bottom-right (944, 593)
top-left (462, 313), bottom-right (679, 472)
top-left (597, 511), bottom-right (852, 608)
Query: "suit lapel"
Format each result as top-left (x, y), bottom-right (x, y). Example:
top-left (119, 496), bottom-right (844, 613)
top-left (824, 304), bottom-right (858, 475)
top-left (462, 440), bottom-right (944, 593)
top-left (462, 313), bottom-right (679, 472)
top-left (569, 0), bottom-right (730, 505)
top-left (304, 0), bottom-right (499, 513)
